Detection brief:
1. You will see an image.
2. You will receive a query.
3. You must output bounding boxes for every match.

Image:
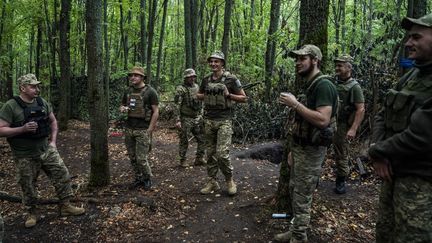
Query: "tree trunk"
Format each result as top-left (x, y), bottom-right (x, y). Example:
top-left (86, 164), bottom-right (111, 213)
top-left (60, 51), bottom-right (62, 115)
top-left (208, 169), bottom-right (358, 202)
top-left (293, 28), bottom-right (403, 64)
top-left (86, 0), bottom-right (110, 187)
top-left (104, 0), bottom-right (110, 103)
top-left (191, 0), bottom-right (198, 68)
top-left (264, 0), bottom-right (281, 102)
top-left (36, 21), bottom-right (43, 79)
top-left (221, 0), bottom-right (233, 64)
top-left (155, 0), bottom-right (168, 90)
top-left (58, 0), bottom-right (72, 131)
top-left (184, 0), bottom-right (193, 68)
top-left (140, 0), bottom-right (147, 65)
top-left (146, 0), bottom-right (158, 83)
top-left (119, 0), bottom-right (127, 70)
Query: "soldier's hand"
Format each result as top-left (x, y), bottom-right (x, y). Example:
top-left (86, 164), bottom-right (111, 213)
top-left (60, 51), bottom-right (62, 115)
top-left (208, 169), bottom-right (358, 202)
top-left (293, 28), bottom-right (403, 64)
top-left (175, 121), bottom-right (182, 129)
top-left (287, 152), bottom-right (293, 168)
top-left (371, 157), bottom-right (392, 182)
top-left (119, 105), bottom-right (129, 113)
top-left (23, 121), bottom-right (38, 133)
top-left (346, 128), bottom-right (357, 140)
top-left (279, 93), bottom-right (298, 107)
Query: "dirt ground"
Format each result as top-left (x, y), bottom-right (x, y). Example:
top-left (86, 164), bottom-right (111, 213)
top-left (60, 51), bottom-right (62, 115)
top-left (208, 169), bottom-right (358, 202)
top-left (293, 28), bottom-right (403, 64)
top-left (0, 120), bottom-right (379, 242)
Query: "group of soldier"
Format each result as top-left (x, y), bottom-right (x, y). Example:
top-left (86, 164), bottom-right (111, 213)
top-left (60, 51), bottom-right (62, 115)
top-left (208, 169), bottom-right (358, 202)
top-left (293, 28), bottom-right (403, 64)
top-left (0, 13), bottom-right (431, 243)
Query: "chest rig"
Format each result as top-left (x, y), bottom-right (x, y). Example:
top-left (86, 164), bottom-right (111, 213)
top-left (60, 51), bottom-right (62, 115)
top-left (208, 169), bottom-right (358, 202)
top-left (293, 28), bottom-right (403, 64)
top-left (179, 83), bottom-right (202, 117)
top-left (127, 85), bottom-right (152, 121)
top-left (336, 78), bottom-right (359, 125)
top-left (203, 72), bottom-right (233, 110)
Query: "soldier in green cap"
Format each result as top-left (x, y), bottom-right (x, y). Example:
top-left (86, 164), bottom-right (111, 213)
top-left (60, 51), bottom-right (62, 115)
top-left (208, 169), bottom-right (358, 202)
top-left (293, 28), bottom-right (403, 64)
top-left (275, 45), bottom-right (338, 242)
top-left (0, 74), bottom-right (85, 228)
top-left (120, 66), bottom-right (159, 190)
top-left (197, 51), bottom-right (247, 196)
top-left (332, 54), bottom-right (365, 194)
top-left (369, 13), bottom-right (432, 243)
top-left (174, 68), bottom-right (206, 167)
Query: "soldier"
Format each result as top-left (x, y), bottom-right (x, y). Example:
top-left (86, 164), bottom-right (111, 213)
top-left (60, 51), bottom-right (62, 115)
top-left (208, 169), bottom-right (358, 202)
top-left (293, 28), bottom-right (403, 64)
top-left (0, 74), bottom-right (85, 228)
top-left (369, 13), bottom-right (432, 242)
top-left (333, 54), bottom-right (365, 194)
top-left (120, 66), bottom-right (159, 190)
top-left (275, 45), bottom-right (338, 242)
top-left (197, 51), bottom-right (247, 196)
top-left (174, 68), bottom-right (206, 167)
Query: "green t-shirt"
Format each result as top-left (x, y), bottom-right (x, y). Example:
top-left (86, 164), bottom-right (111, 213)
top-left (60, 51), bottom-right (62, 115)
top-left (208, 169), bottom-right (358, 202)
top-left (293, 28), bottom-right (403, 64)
top-left (199, 72), bottom-right (242, 120)
top-left (307, 74), bottom-right (339, 117)
top-left (122, 85), bottom-right (159, 129)
top-left (0, 97), bottom-right (52, 158)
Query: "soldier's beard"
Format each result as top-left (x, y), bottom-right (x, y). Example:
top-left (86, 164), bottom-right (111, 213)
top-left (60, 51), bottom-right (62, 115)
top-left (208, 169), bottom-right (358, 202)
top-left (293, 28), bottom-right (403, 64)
top-left (297, 64), bottom-right (314, 77)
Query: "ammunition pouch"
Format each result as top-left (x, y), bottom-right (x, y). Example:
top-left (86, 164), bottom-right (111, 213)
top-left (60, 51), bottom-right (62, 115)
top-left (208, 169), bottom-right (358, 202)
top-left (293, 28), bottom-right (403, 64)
top-left (384, 89), bottom-right (415, 134)
top-left (203, 82), bottom-right (231, 110)
top-left (127, 88), bottom-right (152, 122)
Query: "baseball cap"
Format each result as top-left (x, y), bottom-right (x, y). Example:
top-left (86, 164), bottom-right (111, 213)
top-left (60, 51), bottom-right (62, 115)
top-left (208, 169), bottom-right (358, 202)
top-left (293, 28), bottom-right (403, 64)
top-left (289, 44), bottom-right (323, 61)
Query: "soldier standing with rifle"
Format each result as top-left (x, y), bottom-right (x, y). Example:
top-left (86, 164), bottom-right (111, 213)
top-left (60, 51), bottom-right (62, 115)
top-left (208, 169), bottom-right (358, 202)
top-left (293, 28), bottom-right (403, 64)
top-left (275, 45), bottom-right (338, 242)
top-left (369, 13), bottom-right (432, 242)
top-left (174, 68), bottom-right (206, 167)
top-left (333, 54), bottom-right (365, 194)
top-left (197, 51), bottom-right (247, 196)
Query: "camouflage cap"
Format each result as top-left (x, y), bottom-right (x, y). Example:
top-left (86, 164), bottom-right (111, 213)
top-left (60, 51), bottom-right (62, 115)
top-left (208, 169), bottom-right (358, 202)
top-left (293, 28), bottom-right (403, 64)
top-left (18, 74), bottom-right (41, 85)
top-left (289, 44), bottom-right (322, 61)
top-left (402, 13), bottom-right (432, 30)
top-left (207, 51), bottom-right (225, 62)
top-left (183, 68), bottom-right (197, 78)
top-left (334, 54), bottom-right (354, 63)
top-left (128, 66), bottom-right (146, 77)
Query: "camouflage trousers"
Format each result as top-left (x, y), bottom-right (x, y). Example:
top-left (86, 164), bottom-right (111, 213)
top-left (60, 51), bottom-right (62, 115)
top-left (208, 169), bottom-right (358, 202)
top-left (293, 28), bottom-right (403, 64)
top-left (0, 213), bottom-right (3, 243)
top-left (14, 145), bottom-right (73, 207)
top-left (333, 122), bottom-right (350, 177)
top-left (204, 119), bottom-right (233, 179)
top-left (178, 116), bottom-right (205, 161)
top-left (376, 177), bottom-right (432, 243)
top-left (125, 127), bottom-right (152, 181)
top-left (288, 144), bottom-right (327, 241)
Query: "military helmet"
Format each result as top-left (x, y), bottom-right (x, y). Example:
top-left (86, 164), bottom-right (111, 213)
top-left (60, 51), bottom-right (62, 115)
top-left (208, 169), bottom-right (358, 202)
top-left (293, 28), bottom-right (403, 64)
top-left (402, 13), bottom-right (432, 30)
top-left (288, 44), bottom-right (323, 61)
top-left (207, 51), bottom-right (225, 63)
top-left (334, 54), bottom-right (354, 63)
top-left (183, 68), bottom-right (197, 78)
top-left (18, 74), bottom-right (41, 85)
top-left (128, 66), bottom-right (146, 78)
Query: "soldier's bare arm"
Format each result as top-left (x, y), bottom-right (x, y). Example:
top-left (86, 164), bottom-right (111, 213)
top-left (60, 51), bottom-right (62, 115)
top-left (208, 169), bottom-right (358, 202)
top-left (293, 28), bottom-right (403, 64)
top-left (148, 105), bottom-right (159, 133)
top-left (0, 119), bottom-right (36, 137)
top-left (347, 102), bottom-right (365, 139)
top-left (227, 88), bottom-right (247, 103)
top-left (48, 112), bottom-right (58, 147)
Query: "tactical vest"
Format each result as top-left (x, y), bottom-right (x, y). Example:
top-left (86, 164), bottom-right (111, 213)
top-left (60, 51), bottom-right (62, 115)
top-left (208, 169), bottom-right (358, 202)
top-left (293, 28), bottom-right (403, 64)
top-left (8, 96), bottom-right (51, 139)
top-left (336, 78), bottom-right (359, 125)
top-left (179, 83), bottom-right (202, 117)
top-left (127, 85), bottom-right (153, 121)
top-left (384, 68), bottom-right (432, 137)
top-left (203, 72), bottom-right (233, 110)
top-left (289, 75), bottom-right (337, 146)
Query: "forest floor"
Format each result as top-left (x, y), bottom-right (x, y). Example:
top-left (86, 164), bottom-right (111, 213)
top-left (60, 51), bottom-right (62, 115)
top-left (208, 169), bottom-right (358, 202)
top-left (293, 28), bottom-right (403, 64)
top-left (0, 120), bottom-right (379, 242)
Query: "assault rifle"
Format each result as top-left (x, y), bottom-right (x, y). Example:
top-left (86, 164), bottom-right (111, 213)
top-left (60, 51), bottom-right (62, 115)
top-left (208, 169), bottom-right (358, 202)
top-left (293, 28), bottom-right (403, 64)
top-left (241, 81), bottom-right (261, 90)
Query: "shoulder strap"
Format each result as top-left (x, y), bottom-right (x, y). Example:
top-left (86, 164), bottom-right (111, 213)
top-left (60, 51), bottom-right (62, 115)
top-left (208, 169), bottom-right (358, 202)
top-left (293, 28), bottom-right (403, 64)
top-left (307, 75), bottom-right (332, 94)
top-left (13, 96), bottom-right (27, 109)
top-left (396, 68), bottom-right (419, 91)
top-left (35, 97), bottom-right (44, 106)
top-left (344, 79), bottom-right (359, 90)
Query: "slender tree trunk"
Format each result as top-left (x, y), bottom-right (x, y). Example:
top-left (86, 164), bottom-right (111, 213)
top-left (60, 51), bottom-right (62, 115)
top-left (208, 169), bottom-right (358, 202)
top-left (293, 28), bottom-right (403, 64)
top-left (222, 0), bottom-right (233, 65)
top-left (184, 0), bottom-right (193, 68)
top-left (264, 0), bottom-right (281, 102)
top-left (36, 21), bottom-right (43, 80)
top-left (191, 0), bottom-right (198, 68)
top-left (104, 0), bottom-right (110, 102)
top-left (86, 0), bottom-right (110, 187)
top-left (146, 0), bottom-right (158, 83)
top-left (140, 0), bottom-right (147, 65)
top-left (58, 0), bottom-right (72, 131)
top-left (250, 0), bottom-right (255, 31)
top-left (119, 0), bottom-right (127, 70)
top-left (155, 0), bottom-right (168, 89)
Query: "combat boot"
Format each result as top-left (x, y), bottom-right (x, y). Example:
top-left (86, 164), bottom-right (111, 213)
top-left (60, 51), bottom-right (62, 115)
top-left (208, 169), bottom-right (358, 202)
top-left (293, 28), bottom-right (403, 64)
top-left (200, 178), bottom-right (220, 194)
top-left (274, 231), bottom-right (292, 242)
top-left (334, 176), bottom-right (346, 194)
top-left (25, 209), bottom-right (37, 228)
top-left (143, 179), bottom-right (152, 191)
top-left (60, 202), bottom-right (85, 216)
top-left (226, 178), bottom-right (237, 196)
top-left (194, 157), bottom-right (206, 166)
top-left (180, 158), bottom-right (188, 168)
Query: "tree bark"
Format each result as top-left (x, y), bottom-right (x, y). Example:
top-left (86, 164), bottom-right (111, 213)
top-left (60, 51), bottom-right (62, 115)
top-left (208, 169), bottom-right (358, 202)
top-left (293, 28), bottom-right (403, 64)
top-left (184, 0), bottom-right (193, 68)
top-left (146, 0), bottom-right (158, 83)
top-left (221, 0), bottom-right (233, 65)
top-left (86, 0), bottom-right (110, 187)
top-left (155, 0), bottom-right (168, 90)
top-left (140, 0), bottom-right (147, 65)
top-left (58, 0), bottom-right (72, 131)
top-left (264, 0), bottom-right (281, 102)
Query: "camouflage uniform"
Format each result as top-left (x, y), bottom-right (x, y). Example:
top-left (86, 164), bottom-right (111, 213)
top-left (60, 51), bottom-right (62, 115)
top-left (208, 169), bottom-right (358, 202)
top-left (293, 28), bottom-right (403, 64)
top-left (199, 51), bottom-right (246, 195)
top-left (122, 67), bottom-right (159, 186)
top-left (0, 74), bottom-right (84, 228)
top-left (174, 69), bottom-right (205, 166)
top-left (369, 14), bottom-right (432, 243)
top-left (277, 45), bottom-right (338, 242)
top-left (333, 55), bottom-right (365, 193)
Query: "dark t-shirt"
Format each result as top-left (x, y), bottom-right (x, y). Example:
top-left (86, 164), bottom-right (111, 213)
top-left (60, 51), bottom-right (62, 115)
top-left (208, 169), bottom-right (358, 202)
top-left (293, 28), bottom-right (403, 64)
top-left (307, 73), bottom-right (338, 117)
top-left (199, 72), bottom-right (242, 120)
top-left (122, 85), bottom-right (159, 129)
top-left (0, 97), bottom-right (52, 158)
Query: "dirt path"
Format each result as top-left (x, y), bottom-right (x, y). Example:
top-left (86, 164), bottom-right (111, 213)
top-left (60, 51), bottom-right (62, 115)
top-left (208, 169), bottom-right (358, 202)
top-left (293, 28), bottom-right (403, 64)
top-left (0, 120), bottom-right (379, 242)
